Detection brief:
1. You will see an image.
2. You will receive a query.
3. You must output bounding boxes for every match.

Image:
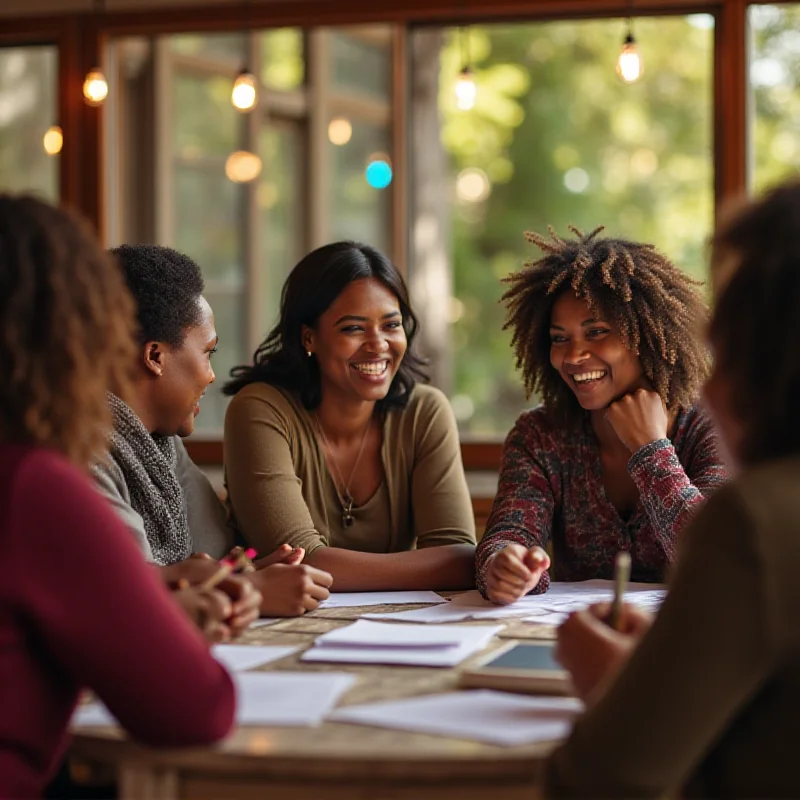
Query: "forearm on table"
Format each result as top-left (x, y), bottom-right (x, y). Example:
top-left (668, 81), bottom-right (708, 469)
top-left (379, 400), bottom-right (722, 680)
top-left (304, 544), bottom-right (476, 591)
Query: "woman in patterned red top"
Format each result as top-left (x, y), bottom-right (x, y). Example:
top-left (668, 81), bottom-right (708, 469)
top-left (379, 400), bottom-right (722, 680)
top-left (477, 226), bottom-right (727, 603)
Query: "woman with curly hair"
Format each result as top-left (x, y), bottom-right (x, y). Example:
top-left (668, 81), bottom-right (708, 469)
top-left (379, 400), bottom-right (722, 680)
top-left (223, 241), bottom-right (476, 591)
top-left (542, 180), bottom-right (800, 800)
top-left (476, 226), bottom-right (727, 603)
top-left (0, 196), bottom-right (234, 797)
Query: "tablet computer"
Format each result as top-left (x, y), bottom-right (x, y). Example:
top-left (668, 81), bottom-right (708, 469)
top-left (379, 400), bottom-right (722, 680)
top-left (459, 642), bottom-right (573, 696)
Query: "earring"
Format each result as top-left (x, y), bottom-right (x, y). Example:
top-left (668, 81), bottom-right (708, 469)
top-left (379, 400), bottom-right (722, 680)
top-left (306, 351), bottom-right (313, 358)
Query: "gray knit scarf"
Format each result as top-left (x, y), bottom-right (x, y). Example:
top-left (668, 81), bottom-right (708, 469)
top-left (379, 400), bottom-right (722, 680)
top-left (103, 393), bottom-right (191, 565)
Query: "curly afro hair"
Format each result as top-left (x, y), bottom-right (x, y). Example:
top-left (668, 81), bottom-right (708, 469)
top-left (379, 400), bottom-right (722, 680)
top-left (502, 225), bottom-right (709, 426)
top-left (110, 244), bottom-right (204, 346)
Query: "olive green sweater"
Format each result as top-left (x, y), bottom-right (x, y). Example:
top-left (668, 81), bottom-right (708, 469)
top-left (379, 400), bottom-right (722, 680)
top-left (223, 383), bottom-right (476, 557)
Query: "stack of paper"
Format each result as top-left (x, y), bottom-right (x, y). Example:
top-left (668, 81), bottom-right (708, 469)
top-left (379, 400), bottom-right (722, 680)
top-left (212, 644), bottom-right (298, 672)
top-left (318, 591), bottom-right (446, 608)
top-left (73, 672), bottom-right (357, 728)
top-left (301, 619), bottom-right (501, 667)
top-left (366, 581), bottom-right (667, 625)
top-left (329, 690), bottom-right (582, 746)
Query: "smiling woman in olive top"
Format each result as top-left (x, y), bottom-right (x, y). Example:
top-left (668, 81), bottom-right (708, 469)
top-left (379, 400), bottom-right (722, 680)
top-left (223, 241), bottom-right (476, 591)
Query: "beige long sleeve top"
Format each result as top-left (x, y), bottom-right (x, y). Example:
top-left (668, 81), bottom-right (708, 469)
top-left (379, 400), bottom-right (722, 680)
top-left (545, 455), bottom-right (800, 799)
top-left (223, 382), bottom-right (476, 556)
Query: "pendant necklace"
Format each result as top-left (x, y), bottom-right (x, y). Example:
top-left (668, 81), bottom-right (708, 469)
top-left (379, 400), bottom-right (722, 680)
top-left (314, 414), bottom-right (372, 528)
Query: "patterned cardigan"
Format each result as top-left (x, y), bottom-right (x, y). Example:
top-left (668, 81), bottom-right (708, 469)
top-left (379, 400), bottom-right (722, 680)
top-left (475, 404), bottom-right (728, 596)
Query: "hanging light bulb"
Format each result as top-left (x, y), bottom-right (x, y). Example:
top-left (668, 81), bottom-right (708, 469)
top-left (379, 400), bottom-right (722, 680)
top-left (231, 69), bottom-right (258, 111)
top-left (455, 67), bottom-right (477, 111)
top-left (617, 30), bottom-right (642, 83)
top-left (43, 125), bottom-right (63, 156)
top-left (83, 68), bottom-right (109, 106)
top-left (225, 150), bottom-right (262, 183)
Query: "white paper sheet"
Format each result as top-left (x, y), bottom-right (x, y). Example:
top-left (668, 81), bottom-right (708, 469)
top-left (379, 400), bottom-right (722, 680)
top-left (212, 644), bottom-right (298, 672)
top-left (329, 690), bottom-right (582, 746)
top-left (314, 619), bottom-right (465, 649)
top-left (367, 581), bottom-right (666, 624)
top-left (73, 672), bottom-right (357, 729)
top-left (249, 618), bottom-right (280, 628)
top-left (318, 591), bottom-right (446, 608)
top-left (234, 672), bottom-right (356, 725)
top-left (302, 624), bottom-right (502, 667)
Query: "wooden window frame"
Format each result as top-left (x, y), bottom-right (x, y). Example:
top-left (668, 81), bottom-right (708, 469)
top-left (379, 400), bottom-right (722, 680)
top-left (1, 0), bottom-right (756, 471)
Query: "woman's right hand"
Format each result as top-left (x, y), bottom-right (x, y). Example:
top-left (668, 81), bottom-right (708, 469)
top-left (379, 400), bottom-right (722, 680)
top-left (248, 563), bottom-right (333, 616)
top-left (172, 586), bottom-right (233, 643)
top-left (484, 544), bottom-right (550, 604)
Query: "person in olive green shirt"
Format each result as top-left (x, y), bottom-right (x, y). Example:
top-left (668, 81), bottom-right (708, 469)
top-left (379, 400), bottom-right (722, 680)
top-left (223, 241), bottom-right (476, 592)
top-left (545, 180), bottom-right (800, 798)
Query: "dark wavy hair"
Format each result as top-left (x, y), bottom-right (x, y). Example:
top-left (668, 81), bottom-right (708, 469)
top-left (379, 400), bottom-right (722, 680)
top-left (224, 241), bottom-right (428, 410)
top-left (0, 195), bottom-right (137, 466)
top-left (710, 180), bottom-right (800, 464)
top-left (502, 225), bottom-right (709, 426)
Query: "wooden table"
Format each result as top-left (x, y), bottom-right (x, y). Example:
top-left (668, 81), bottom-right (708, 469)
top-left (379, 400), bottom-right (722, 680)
top-left (70, 602), bottom-right (559, 800)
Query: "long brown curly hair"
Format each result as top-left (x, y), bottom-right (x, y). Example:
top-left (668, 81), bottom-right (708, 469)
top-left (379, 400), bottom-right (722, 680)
top-left (502, 225), bottom-right (709, 425)
top-left (0, 195), bottom-right (137, 466)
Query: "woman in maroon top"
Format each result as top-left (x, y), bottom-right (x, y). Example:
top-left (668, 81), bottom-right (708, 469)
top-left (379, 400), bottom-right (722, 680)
top-left (477, 226), bottom-right (727, 603)
top-left (0, 196), bottom-right (236, 798)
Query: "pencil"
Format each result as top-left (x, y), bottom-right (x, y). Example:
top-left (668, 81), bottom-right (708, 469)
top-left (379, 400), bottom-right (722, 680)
top-left (608, 551), bottom-right (631, 631)
top-left (198, 559), bottom-right (235, 591)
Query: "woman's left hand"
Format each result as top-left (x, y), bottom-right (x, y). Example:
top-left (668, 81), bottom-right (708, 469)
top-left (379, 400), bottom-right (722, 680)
top-left (605, 388), bottom-right (669, 453)
top-left (555, 609), bottom-right (638, 702)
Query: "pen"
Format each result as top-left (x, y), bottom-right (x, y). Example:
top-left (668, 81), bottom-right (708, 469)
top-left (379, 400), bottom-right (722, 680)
top-left (198, 548), bottom-right (257, 591)
top-left (608, 551), bottom-right (631, 631)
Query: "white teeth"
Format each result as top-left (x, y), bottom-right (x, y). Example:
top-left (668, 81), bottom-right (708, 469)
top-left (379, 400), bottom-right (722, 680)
top-left (573, 370), bottom-right (606, 383)
top-left (353, 361), bottom-right (388, 375)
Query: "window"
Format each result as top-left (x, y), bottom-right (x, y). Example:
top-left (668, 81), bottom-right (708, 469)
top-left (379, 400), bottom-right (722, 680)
top-left (749, 4), bottom-right (800, 192)
top-left (0, 45), bottom-right (58, 199)
top-left (410, 16), bottom-right (714, 437)
top-left (107, 26), bottom-right (396, 434)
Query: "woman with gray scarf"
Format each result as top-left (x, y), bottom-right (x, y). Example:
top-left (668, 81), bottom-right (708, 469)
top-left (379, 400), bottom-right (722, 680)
top-left (94, 244), bottom-right (332, 617)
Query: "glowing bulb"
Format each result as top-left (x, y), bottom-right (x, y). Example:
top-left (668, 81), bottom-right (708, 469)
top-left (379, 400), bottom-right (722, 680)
top-left (616, 34), bottom-right (642, 83)
top-left (225, 150), bottom-right (262, 183)
top-left (328, 118), bottom-right (352, 145)
top-left (455, 67), bottom-right (477, 110)
top-left (231, 70), bottom-right (258, 111)
top-left (83, 68), bottom-right (108, 106)
top-left (43, 125), bottom-right (63, 156)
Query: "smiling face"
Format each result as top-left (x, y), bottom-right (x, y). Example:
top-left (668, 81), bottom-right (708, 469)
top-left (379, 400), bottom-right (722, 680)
top-left (302, 277), bottom-right (407, 405)
top-left (549, 291), bottom-right (644, 411)
top-left (151, 295), bottom-right (218, 437)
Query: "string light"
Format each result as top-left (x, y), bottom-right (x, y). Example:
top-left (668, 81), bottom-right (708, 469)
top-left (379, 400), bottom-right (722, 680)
top-left (328, 118), bottom-right (353, 145)
top-left (455, 27), bottom-right (476, 111)
top-left (617, 29), bottom-right (642, 82)
top-left (231, 69), bottom-right (258, 111)
top-left (83, 1), bottom-right (108, 106)
top-left (225, 150), bottom-right (262, 183)
top-left (43, 125), bottom-right (63, 156)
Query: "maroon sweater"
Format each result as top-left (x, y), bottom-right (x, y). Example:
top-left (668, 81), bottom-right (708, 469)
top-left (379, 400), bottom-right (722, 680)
top-left (0, 444), bottom-right (235, 798)
top-left (476, 405), bottom-right (728, 595)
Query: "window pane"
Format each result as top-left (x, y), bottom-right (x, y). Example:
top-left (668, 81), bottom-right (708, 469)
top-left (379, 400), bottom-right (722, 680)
top-left (413, 17), bottom-right (714, 436)
top-left (261, 29), bottom-right (304, 91)
top-left (0, 45), bottom-right (58, 199)
top-left (331, 31), bottom-right (390, 98)
top-left (171, 33), bottom-right (244, 64)
top-left (259, 121), bottom-right (304, 330)
top-left (329, 118), bottom-right (391, 254)
top-left (173, 72), bottom-right (240, 159)
top-left (750, 4), bottom-right (800, 192)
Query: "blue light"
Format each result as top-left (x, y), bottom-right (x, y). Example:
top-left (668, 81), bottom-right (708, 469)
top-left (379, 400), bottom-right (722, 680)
top-left (365, 159), bottom-right (393, 189)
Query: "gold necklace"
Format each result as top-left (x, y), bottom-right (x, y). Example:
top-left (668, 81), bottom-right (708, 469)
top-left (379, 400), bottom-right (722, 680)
top-left (314, 415), bottom-right (372, 528)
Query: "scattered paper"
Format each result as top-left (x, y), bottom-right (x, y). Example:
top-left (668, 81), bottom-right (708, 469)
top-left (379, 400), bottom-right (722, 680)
top-left (314, 619), bottom-right (465, 649)
top-left (367, 581), bottom-right (666, 624)
top-left (329, 690), bottom-right (582, 746)
top-left (249, 618), bottom-right (280, 628)
top-left (234, 672), bottom-right (356, 726)
top-left (318, 591), bottom-right (446, 608)
top-left (212, 644), bottom-right (297, 672)
top-left (303, 624), bottom-right (502, 667)
top-left (73, 672), bottom-right (357, 729)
